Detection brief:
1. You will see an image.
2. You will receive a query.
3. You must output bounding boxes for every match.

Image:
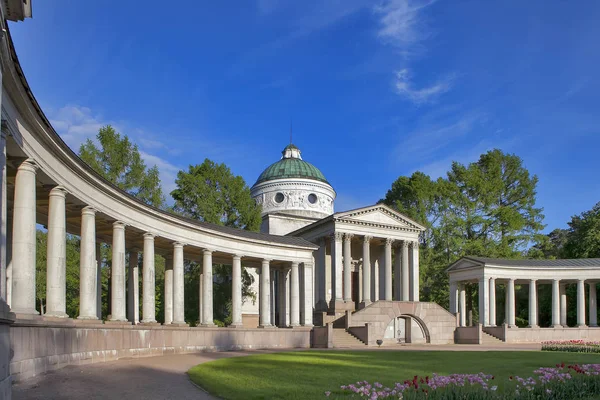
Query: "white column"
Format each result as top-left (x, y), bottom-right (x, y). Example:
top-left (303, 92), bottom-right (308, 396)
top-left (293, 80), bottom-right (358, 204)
top-left (302, 262), bottom-right (314, 326)
top-left (589, 283), bottom-right (597, 327)
top-left (577, 279), bottom-right (586, 327)
top-left (528, 279), bottom-right (538, 328)
top-left (459, 283), bottom-right (466, 327)
top-left (11, 159), bottom-right (38, 315)
top-left (383, 238), bottom-right (393, 301)
top-left (163, 256), bottom-right (173, 324)
top-left (141, 233), bottom-right (156, 323)
top-left (409, 241), bottom-right (420, 301)
top-left (96, 242), bottom-right (102, 319)
top-left (78, 206), bottom-right (97, 319)
top-left (361, 236), bottom-right (372, 306)
top-left (552, 279), bottom-right (561, 327)
top-left (172, 242), bottom-right (185, 325)
top-left (371, 246), bottom-right (379, 301)
top-left (290, 261), bottom-right (300, 326)
top-left (198, 271), bottom-right (203, 324)
top-left (44, 186), bottom-right (68, 318)
top-left (343, 234), bottom-right (353, 302)
top-left (331, 232), bottom-right (343, 307)
top-left (560, 283), bottom-right (567, 327)
top-left (478, 277), bottom-right (489, 326)
top-left (489, 277), bottom-right (496, 327)
top-left (110, 221), bottom-right (127, 321)
top-left (5, 215), bottom-right (12, 307)
top-left (270, 269), bottom-right (276, 325)
top-left (316, 238), bottom-right (327, 310)
top-left (127, 250), bottom-right (139, 324)
top-left (0, 131), bottom-right (7, 301)
top-left (231, 254), bottom-right (243, 327)
top-left (201, 249), bottom-right (214, 326)
top-left (259, 259), bottom-right (272, 327)
top-left (401, 241), bottom-right (409, 301)
top-left (449, 281), bottom-right (458, 314)
top-left (506, 278), bottom-right (515, 327)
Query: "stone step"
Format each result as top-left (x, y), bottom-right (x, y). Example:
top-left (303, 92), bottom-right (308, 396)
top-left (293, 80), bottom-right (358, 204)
top-left (481, 331), bottom-right (503, 344)
top-left (332, 328), bottom-right (366, 348)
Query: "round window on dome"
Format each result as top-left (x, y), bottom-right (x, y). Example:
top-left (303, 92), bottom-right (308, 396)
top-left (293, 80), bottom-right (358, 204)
top-left (275, 192), bottom-right (285, 203)
top-left (308, 193), bottom-right (318, 204)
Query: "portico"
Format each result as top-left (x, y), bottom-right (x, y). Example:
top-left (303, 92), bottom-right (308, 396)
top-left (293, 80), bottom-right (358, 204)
top-left (448, 257), bottom-right (600, 342)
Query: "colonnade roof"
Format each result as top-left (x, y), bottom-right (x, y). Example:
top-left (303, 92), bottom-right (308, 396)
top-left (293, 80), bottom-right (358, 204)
top-left (1, 26), bottom-right (317, 251)
top-left (448, 256), bottom-right (600, 272)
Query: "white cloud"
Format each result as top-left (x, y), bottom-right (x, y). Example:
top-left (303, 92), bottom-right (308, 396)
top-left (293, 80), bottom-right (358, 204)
top-left (49, 105), bottom-right (105, 151)
top-left (394, 68), bottom-right (453, 104)
top-left (374, 0), bottom-right (436, 52)
top-left (139, 151), bottom-right (181, 199)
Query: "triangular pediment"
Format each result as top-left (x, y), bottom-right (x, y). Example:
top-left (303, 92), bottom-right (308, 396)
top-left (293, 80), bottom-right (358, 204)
top-left (334, 204), bottom-right (425, 231)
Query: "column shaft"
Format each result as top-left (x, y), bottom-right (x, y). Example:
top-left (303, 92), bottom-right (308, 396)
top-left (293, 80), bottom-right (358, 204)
top-left (141, 233), bottom-right (156, 323)
top-left (316, 238), bottom-right (327, 310)
top-left (259, 259), bottom-right (272, 327)
top-left (401, 241), bottom-right (409, 301)
top-left (459, 284), bottom-right (466, 327)
top-left (489, 278), bottom-right (496, 327)
top-left (78, 207), bottom-right (97, 319)
top-left (0, 131), bottom-right (6, 301)
top-left (343, 234), bottom-right (353, 302)
top-left (528, 279), bottom-right (538, 327)
top-left (409, 242), bottom-right (420, 301)
top-left (393, 245), bottom-right (401, 300)
top-left (45, 187), bottom-right (68, 317)
top-left (449, 281), bottom-right (458, 314)
top-left (96, 242), bottom-right (102, 319)
top-left (231, 254), bottom-right (243, 327)
top-left (302, 262), bottom-right (314, 326)
top-left (330, 232), bottom-right (343, 306)
top-left (202, 249), bottom-right (214, 326)
top-left (127, 251), bottom-right (139, 324)
top-left (278, 269), bottom-right (289, 327)
top-left (383, 239), bottom-right (393, 301)
top-left (110, 222), bottom-right (127, 321)
top-left (577, 279), bottom-right (586, 327)
top-left (172, 243), bottom-right (185, 324)
top-left (11, 160), bottom-right (38, 315)
top-left (164, 256), bottom-right (173, 324)
top-left (560, 283), bottom-right (567, 326)
top-left (552, 280), bottom-right (561, 327)
top-left (290, 262), bottom-right (300, 326)
top-left (589, 283), bottom-right (597, 327)
top-left (507, 278), bottom-right (515, 327)
top-left (478, 277), bottom-right (489, 326)
top-left (361, 236), bottom-right (372, 306)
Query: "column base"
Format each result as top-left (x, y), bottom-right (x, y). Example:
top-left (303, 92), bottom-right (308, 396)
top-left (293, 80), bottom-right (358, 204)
top-left (201, 323), bottom-right (216, 328)
top-left (488, 324), bottom-right (497, 327)
top-left (105, 320), bottom-right (132, 325)
top-left (578, 324), bottom-right (588, 328)
top-left (527, 324), bottom-right (539, 329)
top-left (42, 315), bottom-right (73, 323)
top-left (73, 318), bottom-right (103, 325)
top-left (12, 308), bottom-right (39, 317)
top-left (77, 315), bottom-right (99, 321)
top-left (258, 325), bottom-right (276, 329)
top-left (139, 320), bottom-right (160, 326)
top-left (44, 311), bottom-right (69, 318)
top-left (170, 322), bottom-right (189, 327)
top-left (228, 324), bottom-right (244, 328)
top-left (507, 324), bottom-right (518, 329)
top-left (552, 324), bottom-right (563, 328)
top-left (302, 324), bottom-right (314, 328)
top-left (13, 312), bottom-right (42, 321)
top-left (288, 323), bottom-right (300, 328)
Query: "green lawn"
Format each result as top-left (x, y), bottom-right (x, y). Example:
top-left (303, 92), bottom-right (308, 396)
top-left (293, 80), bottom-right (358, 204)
top-left (187, 350), bottom-right (600, 399)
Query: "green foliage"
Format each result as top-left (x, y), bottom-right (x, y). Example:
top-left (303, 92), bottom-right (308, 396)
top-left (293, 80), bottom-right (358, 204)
top-left (171, 159), bottom-right (261, 231)
top-left (79, 125), bottom-right (165, 208)
top-left (563, 202), bottom-right (600, 258)
top-left (383, 149), bottom-right (545, 310)
top-left (172, 159), bottom-right (259, 324)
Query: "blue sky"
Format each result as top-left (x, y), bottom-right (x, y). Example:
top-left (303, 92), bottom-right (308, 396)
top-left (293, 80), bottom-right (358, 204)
top-left (8, 0), bottom-right (600, 232)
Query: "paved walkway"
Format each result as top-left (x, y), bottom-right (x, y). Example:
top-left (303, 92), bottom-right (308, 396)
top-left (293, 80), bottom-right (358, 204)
top-left (12, 344), bottom-right (542, 400)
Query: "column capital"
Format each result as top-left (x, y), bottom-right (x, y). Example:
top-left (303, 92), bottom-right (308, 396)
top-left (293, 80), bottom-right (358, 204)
top-left (18, 158), bottom-right (38, 173)
top-left (49, 185), bottom-right (69, 197)
top-left (203, 248), bottom-right (214, 255)
top-left (291, 261), bottom-right (299, 268)
top-left (411, 240), bottom-right (419, 249)
top-left (529, 278), bottom-right (538, 283)
top-left (489, 276), bottom-right (496, 281)
top-left (143, 232), bottom-right (155, 239)
top-left (113, 220), bottom-right (126, 229)
top-left (331, 232), bottom-right (343, 242)
top-left (402, 240), bottom-right (410, 249)
top-left (173, 242), bottom-right (185, 248)
top-left (344, 233), bottom-right (354, 242)
top-left (261, 258), bottom-right (271, 265)
top-left (578, 278), bottom-right (586, 283)
top-left (232, 254), bottom-right (243, 261)
top-left (363, 235), bottom-right (373, 243)
top-left (385, 237), bottom-right (394, 246)
top-left (81, 205), bottom-right (97, 216)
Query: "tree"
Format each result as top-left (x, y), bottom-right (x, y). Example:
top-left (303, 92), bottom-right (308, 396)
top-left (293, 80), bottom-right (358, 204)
top-left (171, 159), bottom-right (261, 230)
top-left (79, 125), bottom-right (165, 208)
top-left (563, 202), bottom-right (600, 258)
top-left (171, 159), bottom-right (260, 324)
top-left (528, 228), bottom-right (569, 259)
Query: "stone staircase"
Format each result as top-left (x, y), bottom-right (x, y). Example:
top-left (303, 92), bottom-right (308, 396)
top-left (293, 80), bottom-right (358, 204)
top-left (332, 328), bottom-right (366, 348)
top-left (481, 331), bottom-right (503, 344)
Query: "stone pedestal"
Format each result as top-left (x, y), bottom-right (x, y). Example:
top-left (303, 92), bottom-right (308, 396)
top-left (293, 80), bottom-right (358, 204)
top-left (0, 299), bottom-right (14, 400)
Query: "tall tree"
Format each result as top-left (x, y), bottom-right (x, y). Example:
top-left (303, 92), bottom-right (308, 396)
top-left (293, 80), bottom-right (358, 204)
top-left (79, 125), bottom-right (165, 208)
top-left (563, 202), bottom-right (600, 258)
top-left (171, 159), bottom-right (261, 230)
top-left (171, 159), bottom-right (260, 324)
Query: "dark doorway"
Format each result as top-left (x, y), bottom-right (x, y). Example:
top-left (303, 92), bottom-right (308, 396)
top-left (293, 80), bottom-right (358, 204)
top-left (352, 271), bottom-right (359, 310)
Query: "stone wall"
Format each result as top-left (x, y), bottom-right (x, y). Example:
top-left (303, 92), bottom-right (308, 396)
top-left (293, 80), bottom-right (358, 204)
top-left (0, 300), bottom-right (15, 400)
top-left (10, 320), bottom-right (311, 383)
top-left (454, 325), bottom-right (482, 344)
top-left (349, 301), bottom-right (456, 345)
top-left (505, 327), bottom-right (600, 343)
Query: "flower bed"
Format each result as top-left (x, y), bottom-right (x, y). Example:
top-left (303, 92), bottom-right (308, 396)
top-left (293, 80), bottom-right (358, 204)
top-left (542, 340), bottom-right (600, 353)
top-left (326, 363), bottom-right (600, 399)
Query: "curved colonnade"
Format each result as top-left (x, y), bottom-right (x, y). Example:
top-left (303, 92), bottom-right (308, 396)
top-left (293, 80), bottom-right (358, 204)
top-left (0, 25), bottom-right (316, 383)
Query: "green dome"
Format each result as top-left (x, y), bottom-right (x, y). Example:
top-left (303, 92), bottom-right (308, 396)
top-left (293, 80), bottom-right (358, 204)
top-left (254, 144), bottom-right (329, 185)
